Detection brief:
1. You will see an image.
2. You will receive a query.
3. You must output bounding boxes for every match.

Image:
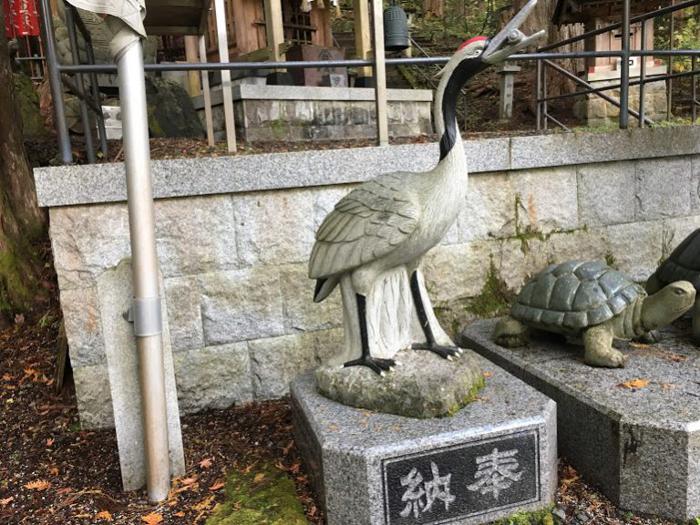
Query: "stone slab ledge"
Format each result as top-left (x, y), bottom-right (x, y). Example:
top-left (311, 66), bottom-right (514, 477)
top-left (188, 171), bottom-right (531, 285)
top-left (34, 125), bottom-right (700, 208)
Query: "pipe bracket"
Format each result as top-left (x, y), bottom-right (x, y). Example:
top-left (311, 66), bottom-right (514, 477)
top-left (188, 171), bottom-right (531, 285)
top-left (127, 297), bottom-right (163, 337)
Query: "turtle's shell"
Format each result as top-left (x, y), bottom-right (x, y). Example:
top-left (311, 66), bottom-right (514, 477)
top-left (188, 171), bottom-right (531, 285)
top-left (655, 228), bottom-right (700, 289)
top-left (511, 260), bottom-right (645, 333)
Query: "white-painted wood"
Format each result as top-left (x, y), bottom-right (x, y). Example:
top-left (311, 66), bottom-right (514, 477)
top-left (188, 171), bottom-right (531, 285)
top-left (214, 0), bottom-right (237, 152)
top-left (371, 0), bottom-right (389, 146)
top-left (198, 34), bottom-right (215, 147)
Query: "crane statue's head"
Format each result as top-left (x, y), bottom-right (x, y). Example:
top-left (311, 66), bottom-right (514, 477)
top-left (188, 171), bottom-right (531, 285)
top-left (438, 0), bottom-right (544, 83)
top-left (434, 0), bottom-right (544, 159)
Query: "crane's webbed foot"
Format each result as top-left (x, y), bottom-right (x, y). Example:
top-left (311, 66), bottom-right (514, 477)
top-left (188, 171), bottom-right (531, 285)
top-left (412, 342), bottom-right (463, 360)
top-left (344, 356), bottom-right (396, 376)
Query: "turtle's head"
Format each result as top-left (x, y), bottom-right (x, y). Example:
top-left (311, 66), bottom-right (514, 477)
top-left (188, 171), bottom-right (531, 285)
top-left (641, 280), bottom-right (696, 330)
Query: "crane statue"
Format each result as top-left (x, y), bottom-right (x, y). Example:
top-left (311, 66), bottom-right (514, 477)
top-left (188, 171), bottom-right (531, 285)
top-left (309, 1), bottom-right (545, 376)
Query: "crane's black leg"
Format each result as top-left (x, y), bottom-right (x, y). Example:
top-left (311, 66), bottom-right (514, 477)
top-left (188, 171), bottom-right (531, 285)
top-left (410, 271), bottom-right (462, 359)
top-left (344, 294), bottom-right (396, 375)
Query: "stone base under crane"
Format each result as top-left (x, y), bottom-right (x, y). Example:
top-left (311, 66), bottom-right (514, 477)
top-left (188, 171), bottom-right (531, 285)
top-left (290, 351), bottom-right (556, 525)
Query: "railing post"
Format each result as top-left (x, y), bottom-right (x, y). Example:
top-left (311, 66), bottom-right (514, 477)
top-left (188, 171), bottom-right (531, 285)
top-left (38, 0), bottom-right (72, 164)
top-left (693, 55), bottom-right (698, 122)
top-left (639, 20), bottom-right (646, 127)
top-left (535, 59), bottom-right (542, 130)
top-left (667, 0), bottom-right (675, 121)
top-left (619, 0), bottom-right (630, 129)
top-left (542, 61), bottom-right (548, 130)
top-left (64, 3), bottom-right (96, 163)
top-left (371, 0), bottom-right (389, 146)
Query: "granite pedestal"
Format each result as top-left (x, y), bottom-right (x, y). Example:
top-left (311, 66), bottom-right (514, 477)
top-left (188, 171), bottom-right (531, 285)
top-left (460, 319), bottom-right (700, 521)
top-left (291, 352), bottom-right (557, 525)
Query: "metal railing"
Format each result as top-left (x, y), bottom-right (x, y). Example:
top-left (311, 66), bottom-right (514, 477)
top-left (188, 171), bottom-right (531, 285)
top-left (38, 0), bottom-right (700, 164)
top-left (535, 0), bottom-right (700, 131)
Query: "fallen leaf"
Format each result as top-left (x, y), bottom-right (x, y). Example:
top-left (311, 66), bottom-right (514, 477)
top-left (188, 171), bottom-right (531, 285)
top-left (198, 457), bottom-right (213, 469)
top-left (46, 438), bottom-right (55, 447)
top-left (174, 511), bottom-right (186, 517)
top-left (141, 512), bottom-right (163, 525)
top-left (193, 495), bottom-right (215, 512)
top-left (1, 374), bottom-right (12, 381)
top-left (95, 510), bottom-right (113, 521)
top-left (180, 476), bottom-right (197, 486)
top-left (483, 371), bottom-right (493, 378)
top-left (618, 378), bottom-right (650, 389)
top-left (253, 473), bottom-right (266, 483)
top-left (48, 466), bottom-right (59, 476)
top-left (24, 480), bottom-right (51, 491)
top-left (56, 487), bottom-right (73, 495)
top-left (209, 480), bottom-right (225, 492)
top-left (0, 497), bottom-right (14, 506)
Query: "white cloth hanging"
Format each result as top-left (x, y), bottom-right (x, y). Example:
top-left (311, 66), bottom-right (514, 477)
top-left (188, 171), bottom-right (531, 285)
top-left (63, 0), bottom-right (146, 38)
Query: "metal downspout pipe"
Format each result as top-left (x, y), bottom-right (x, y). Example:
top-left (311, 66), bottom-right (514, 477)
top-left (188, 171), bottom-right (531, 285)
top-left (107, 17), bottom-right (171, 503)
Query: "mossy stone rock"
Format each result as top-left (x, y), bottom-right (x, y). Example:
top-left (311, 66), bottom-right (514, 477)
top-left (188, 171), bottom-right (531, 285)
top-left (146, 78), bottom-right (204, 138)
top-left (12, 73), bottom-right (48, 139)
top-left (315, 348), bottom-right (484, 418)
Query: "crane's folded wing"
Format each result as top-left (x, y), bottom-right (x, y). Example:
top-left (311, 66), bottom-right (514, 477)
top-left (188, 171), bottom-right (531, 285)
top-left (308, 175), bottom-right (421, 279)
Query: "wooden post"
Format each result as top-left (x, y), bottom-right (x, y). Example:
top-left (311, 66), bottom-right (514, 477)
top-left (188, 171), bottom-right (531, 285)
top-left (371, 0), bottom-right (389, 146)
top-left (214, 0), bottom-right (237, 152)
top-left (353, 0), bottom-right (373, 82)
top-left (184, 36), bottom-right (202, 97)
top-left (263, 0), bottom-right (285, 62)
top-left (198, 35), bottom-right (215, 147)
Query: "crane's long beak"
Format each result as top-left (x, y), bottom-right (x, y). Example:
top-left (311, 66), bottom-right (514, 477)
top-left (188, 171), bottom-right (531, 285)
top-left (482, 0), bottom-right (545, 65)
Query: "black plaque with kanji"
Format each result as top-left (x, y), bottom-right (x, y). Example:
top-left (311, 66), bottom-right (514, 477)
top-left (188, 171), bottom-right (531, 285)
top-left (382, 430), bottom-right (540, 525)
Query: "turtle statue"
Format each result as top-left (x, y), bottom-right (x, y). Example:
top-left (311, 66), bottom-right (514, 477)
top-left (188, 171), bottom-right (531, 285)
top-left (647, 228), bottom-right (700, 342)
top-left (493, 260), bottom-right (696, 367)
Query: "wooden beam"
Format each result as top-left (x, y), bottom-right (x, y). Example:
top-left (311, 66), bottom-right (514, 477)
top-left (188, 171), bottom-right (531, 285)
top-left (184, 36), bottom-right (202, 97)
top-left (214, 0), bottom-right (237, 152)
top-left (198, 35), bottom-right (215, 147)
top-left (371, 0), bottom-right (388, 146)
top-left (144, 25), bottom-right (199, 35)
top-left (263, 0), bottom-right (285, 63)
top-left (353, 0), bottom-right (372, 79)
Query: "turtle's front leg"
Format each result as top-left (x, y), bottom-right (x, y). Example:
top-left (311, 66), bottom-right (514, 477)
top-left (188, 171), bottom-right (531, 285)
top-left (582, 324), bottom-right (626, 368)
top-left (409, 270), bottom-right (463, 360)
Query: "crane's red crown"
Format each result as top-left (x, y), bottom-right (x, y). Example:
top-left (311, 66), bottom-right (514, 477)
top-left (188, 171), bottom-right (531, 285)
top-left (457, 36), bottom-right (488, 51)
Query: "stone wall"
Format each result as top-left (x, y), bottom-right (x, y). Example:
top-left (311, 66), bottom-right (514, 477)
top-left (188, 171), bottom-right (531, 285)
top-left (191, 84), bottom-right (433, 142)
top-left (34, 126), bottom-right (700, 429)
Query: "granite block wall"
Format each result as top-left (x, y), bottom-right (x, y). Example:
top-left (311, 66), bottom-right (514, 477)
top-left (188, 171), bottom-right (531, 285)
top-left (35, 126), bottom-right (700, 428)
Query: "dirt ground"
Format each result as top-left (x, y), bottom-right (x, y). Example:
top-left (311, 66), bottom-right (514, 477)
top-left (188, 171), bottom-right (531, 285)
top-left (0, 293), bottom-right (683, 525)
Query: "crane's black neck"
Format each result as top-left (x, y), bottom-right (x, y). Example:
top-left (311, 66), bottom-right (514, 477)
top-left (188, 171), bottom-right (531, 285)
top-left (438, 57), bottom-right (489, 161)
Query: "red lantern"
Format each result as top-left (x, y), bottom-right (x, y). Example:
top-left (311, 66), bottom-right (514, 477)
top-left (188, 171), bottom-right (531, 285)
top-left (4, 0), bottom-right (40, 37)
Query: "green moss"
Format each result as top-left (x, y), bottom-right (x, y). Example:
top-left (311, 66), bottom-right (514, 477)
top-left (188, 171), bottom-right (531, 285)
top-left (494, 506), bottom-right (555, 525)
top-left (0, 244), bottom-right (33, 313)
top-left (445, 373), bottom-right (485, 416)
top-left (205, 464), bottom-right (308, 525)
top-left (464, 259), bottom-right (514, 319)
top-left (604, 251), bottom-right (618, 269)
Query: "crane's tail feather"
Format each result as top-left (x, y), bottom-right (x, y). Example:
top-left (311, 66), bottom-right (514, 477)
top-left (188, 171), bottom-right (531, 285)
top-left (314, 276), bottom-right (340, 303)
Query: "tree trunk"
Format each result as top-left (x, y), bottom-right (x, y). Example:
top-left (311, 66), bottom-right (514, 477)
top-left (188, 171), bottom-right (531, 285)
top-left (0, 8), bottom-right (49, 324)
top-left (501, 0), bottom-right (584, 98)
top-left (423, 0), bottom-right (444, 19)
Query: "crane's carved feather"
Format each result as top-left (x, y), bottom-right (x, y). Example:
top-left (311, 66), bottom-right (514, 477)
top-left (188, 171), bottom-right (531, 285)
top-left (308, 174), bottom-right (421, 283)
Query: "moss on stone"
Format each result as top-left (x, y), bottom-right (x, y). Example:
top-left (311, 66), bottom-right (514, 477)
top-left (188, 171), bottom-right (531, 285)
top-left (444, 373), bottom-right (485, 417)
top-left (205, 464), bottom-right (308, 525)
top-left (464, 259), bottom-right (514, 319)
top-left (604, 251), bottom-right (618, 269)
top-left (12, 73), bottom-right (48, 139)
top-left (494, 506), bottom-right (555, 525)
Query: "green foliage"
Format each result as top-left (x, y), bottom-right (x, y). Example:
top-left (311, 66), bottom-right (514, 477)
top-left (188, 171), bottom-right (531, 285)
top-left (205, 464), bottom-right (308, 525)
top-left (654, 8), bottom-right (699, 72)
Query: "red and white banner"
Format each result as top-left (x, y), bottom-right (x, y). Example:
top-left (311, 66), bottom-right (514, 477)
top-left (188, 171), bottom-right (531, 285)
top-left (2, 0), bottom-right (40, 38)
